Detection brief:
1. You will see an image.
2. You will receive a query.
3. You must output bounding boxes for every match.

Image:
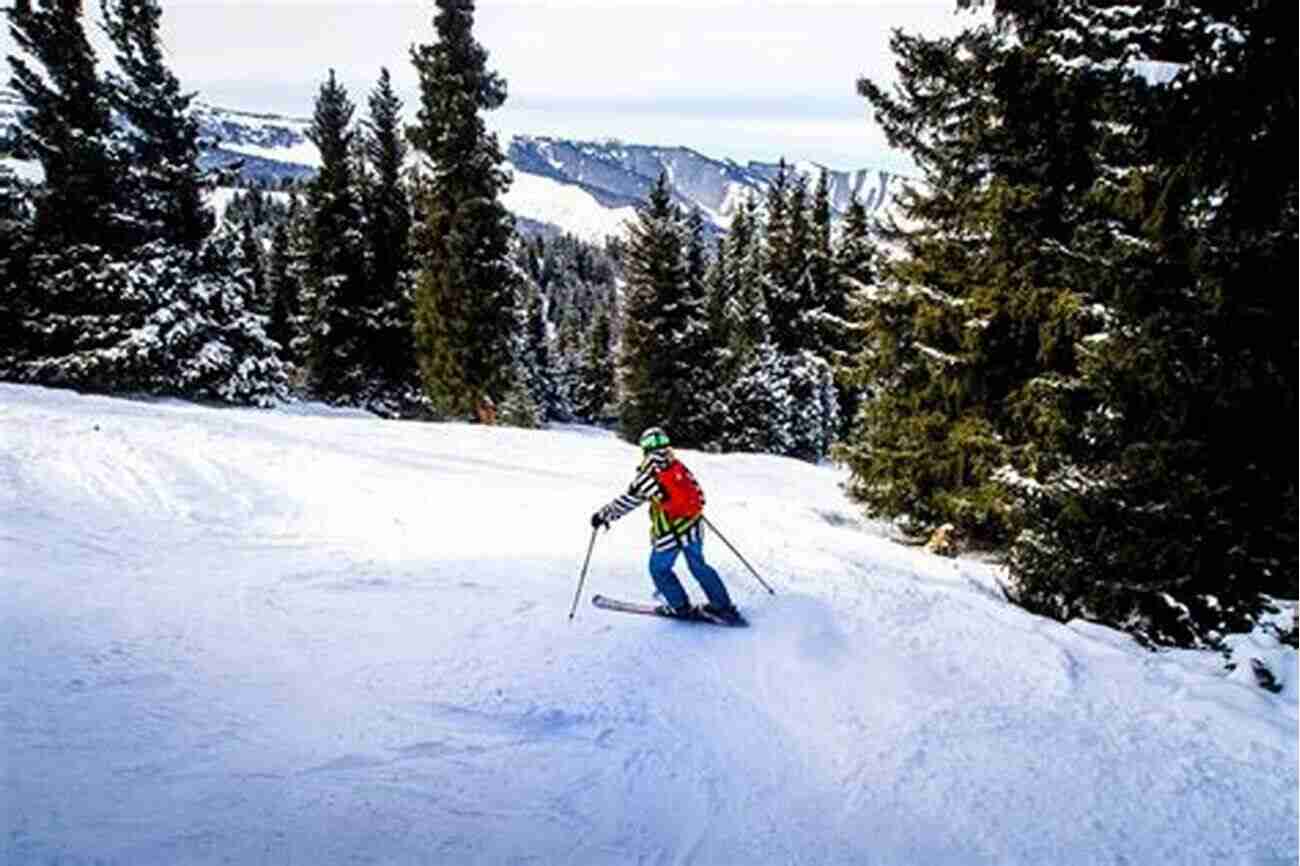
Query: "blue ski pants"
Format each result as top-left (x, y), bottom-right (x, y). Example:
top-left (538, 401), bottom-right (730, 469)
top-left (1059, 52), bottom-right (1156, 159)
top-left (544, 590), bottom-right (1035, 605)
top-left (648, 529), bottom-right (732, 610)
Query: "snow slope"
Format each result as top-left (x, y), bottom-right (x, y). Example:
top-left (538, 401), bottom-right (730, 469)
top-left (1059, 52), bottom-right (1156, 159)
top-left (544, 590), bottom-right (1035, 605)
top-left (502, 166), bottom-right (639, 244)
top-left (2, 384), bottom-right (1295, 866)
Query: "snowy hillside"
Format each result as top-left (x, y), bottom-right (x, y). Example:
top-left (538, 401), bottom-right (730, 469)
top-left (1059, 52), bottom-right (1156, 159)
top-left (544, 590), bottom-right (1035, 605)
top-left (501, 167), bottom-right (640, 245)
top-left (3, 384), bottom-right (1295, 866)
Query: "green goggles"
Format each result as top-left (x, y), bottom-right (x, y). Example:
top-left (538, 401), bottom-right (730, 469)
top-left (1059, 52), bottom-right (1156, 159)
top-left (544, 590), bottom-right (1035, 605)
top-left (639, 430), bottom-right (671, 451)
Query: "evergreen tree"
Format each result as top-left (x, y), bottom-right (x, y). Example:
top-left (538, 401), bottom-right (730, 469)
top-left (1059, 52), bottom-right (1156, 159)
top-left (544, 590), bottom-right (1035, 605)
top-left (783, 170), bottom-right (815, 352)
top-left (5, 0), bottom-right (285, 401)
top-left (408, 0), bottom-right (519, 420)
top-left (129, 233), bottom-right (288, 403)
top-left (808, 171), bottom-right (835, 324)
top-left (6, 0), bottom-right (123, 251)
top-left (703, 233), bottom-right (730, 345)
top-left (0, 167), bottom-right (35, 369)
top-left (842, 0), bottom-right (1294, 646)
top-left (361, 67), bottom-right (416, 394)
top-left (617, 173), bottom-right (693, 444)
top-left (100, 0), bottom-right (213, 249)
top-left (726, 345), bottom-right (794, 456)
top-left (237, 218), bottom-right (266, 311)
top-left (513, 279), bottom-right (556, 419)
top-left (573, 302), bottom-right (615, 422)
top-left (720, 196), bottom-right (762, 380)
top-left (697, 232), bottom-right (732, 446)
top-left (760, 161), bottom-right (796, 351)
top-left (5, 0), bottom-right (129, 381)
top-left (717, 198), bottom-right (790, 453)
top-left (263, 221), bottom-right (296, 359)
top-left (842, 12), bottom-right (1106, 541)
top-left (283, 191), bottom-right (314, 370)
top-left (300, 70), bottom-right (369, 401)
top-left (995, 0), bottom-right (1298, 648)
top-left (829, 193), bottom-right (876, 437)
top-left (551, 310), bottom-right (583, 420)
top-left (674, 209), bottom-right (719, 445)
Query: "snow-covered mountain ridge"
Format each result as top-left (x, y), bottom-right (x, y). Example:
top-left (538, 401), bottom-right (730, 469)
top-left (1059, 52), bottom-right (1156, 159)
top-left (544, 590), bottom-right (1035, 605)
top-left (192, 101), bottom-right (320, 185)
top-left (508, 134), bottom-right (906, 227)
top-left (3, 383), bottom-right (1295, 865)
top-left (3, 92), bottom-right (911, 243)
top-left (187, 102), bottom-right (911, 241)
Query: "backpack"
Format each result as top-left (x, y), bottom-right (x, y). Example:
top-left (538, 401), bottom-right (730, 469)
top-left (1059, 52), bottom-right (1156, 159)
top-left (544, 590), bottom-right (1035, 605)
top-left (654, 459), bottom-right (704, 521)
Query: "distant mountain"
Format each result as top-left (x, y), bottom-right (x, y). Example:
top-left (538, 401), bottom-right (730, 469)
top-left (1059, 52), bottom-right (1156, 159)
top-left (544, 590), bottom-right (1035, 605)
top-left (193, 103), bottom-right (319, 185)
top-left (189, 103), bottom-right (913, 242)
top-left (508, 135), bottom-right (906, 226)
top-left (2, 91), bottom-right (913, 243)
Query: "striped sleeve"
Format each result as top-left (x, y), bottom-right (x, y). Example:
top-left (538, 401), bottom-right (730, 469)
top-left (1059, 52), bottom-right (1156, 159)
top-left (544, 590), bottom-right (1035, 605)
top-left (599, 462), bottom-right (661, 523)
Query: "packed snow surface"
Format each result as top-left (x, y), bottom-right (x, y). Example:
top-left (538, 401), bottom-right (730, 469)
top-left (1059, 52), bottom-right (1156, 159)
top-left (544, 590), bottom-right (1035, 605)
top-left (2, 384), bottom-right (1295, 865)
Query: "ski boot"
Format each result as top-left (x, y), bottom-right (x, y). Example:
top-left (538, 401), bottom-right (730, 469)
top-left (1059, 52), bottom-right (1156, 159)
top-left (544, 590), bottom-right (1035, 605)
top-left (655, 602), bottom-right (696, 619)
top-left (699, 603), bottom-right (744, 626)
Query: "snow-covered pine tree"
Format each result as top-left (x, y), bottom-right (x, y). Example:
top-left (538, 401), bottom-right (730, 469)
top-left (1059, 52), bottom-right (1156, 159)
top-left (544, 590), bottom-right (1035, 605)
top-left (550, 310), bottom-right (583, 420)
top-left (572, 302), bottom-right (615, 423)
top-left (716, 198), bottom-right (795, 455)
top-left (997, 0), bottom-right (1298, 648)
top-left (513, 279), bottom-right (555, 421)
top-left (5, 0), bottom-right (126, 379)
top-left (811, 170), bottom-right (865, 385)
top-left (696, 232), bottom-right (732, 448)
top-left (734, 164), bottom-right (838, 461)
top-left (263, 221), bottom-right (296, 360)
top-left (715, 195), bottom-right (760, 384)
top-left (782, 170), bottom-right (814, 352)
top-left (617, 172), bottom-right (698, 446)
top-left (6, 0), bottom-right (124, 252)
top-left (299, 70), bottom-right (371, 403)
top-left (829, 193), bottom-right (876, 438)
top-left (844, 10), bottom-right (1106, 542)
top-left (100, 0), bottom-right (213, 250)
top-left (673, 208), bottom-right (720, 447)
top-left (782, 349), bottom-right (838, 462)
top-left (726, 344), bottom-right (795, 457)
top-left (508, 230), bottom-right (621, 424)
top-left (281, 191), bottom-right (313, 370)
top-left (408, 0), bottom-right (519, 421)
top-left (807, 170), bottom-right (835, 336)
top-left (361, 67), bottom-right (417, 405)
top-left (0, 167), bottom-right (35, 370)
top-left (237, 218), bottom-right (267, 312)
top-left (106, 0), bottom-right (286, 401)
top-left (6, 0), bottom-right (285, 402)
top-left (785, 170), bottom-right (840, 461)
top-left (127, 234), bottom-right (288, 404)
top-left (759, 161), bottom-right (796, 352)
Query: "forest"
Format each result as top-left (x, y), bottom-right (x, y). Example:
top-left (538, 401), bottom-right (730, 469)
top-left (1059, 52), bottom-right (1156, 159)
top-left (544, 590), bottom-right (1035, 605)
top-left (2, 0), bottom-right (1294, 649)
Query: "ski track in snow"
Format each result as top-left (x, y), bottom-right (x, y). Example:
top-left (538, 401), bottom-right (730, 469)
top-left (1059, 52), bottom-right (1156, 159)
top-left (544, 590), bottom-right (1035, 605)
top-left (1, 384), bottom-right (1295, 866)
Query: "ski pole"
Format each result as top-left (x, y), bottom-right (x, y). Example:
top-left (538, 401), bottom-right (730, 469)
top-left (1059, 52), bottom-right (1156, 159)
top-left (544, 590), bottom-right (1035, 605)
top-left (568, 526), bottom-right (600, 620)
top-left (702, 514), bottom-right (776, 595)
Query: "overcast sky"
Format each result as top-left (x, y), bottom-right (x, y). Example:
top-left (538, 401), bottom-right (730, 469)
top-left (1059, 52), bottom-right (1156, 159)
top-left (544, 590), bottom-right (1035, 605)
top-left (57, 1), bottom-right (978, 171)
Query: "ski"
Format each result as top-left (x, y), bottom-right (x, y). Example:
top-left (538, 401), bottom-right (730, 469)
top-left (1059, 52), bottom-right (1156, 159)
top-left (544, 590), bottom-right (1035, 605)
top-left (590, 594), bottom-right (748, 627)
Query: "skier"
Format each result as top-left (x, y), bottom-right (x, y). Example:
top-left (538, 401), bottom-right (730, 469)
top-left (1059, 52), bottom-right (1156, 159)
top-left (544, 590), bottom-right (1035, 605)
top-left (590, 426), bottom-right (742, 623)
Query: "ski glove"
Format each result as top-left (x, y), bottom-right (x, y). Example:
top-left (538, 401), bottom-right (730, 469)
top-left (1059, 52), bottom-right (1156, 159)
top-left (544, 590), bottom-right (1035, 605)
top-left (591, 511), bottom-right (608, 530)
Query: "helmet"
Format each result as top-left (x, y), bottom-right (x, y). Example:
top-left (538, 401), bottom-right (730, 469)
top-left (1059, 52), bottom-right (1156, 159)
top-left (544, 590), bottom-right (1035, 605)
top-left (638, 426), bottom-right (671, 452)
